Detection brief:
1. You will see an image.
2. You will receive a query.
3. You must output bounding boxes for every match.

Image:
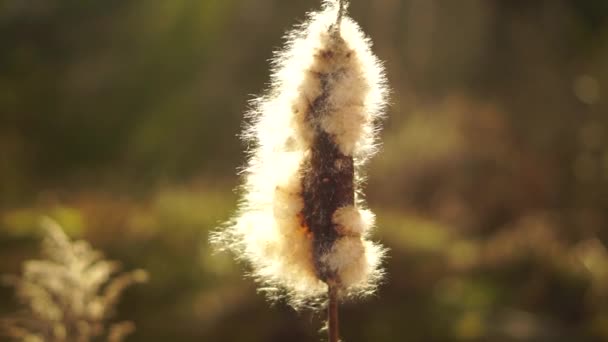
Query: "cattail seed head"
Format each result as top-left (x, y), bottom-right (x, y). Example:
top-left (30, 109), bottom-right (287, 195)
top-left (212, 0), bottom-right (388, 309)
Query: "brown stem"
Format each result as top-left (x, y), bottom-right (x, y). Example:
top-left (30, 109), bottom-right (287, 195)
top-left (328, 283), bottom-right (340, 342)
top-left (336, 0), bottom-right (344, 28)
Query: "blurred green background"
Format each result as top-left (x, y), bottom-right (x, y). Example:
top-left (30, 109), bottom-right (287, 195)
top-left (1, 0), bottom-right (608, 341)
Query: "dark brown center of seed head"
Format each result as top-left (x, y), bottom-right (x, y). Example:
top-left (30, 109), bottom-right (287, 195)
top-left (299, 73), bottom-right (355, 283)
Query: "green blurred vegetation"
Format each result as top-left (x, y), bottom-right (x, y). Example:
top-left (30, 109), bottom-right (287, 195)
top-left (1, 0), bottom-right (608, 341)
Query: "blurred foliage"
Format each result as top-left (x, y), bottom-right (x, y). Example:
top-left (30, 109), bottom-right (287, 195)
top-left (1, 0), bottom-right (608, 341)
top-left (2, 219), bottom-right (147, 342)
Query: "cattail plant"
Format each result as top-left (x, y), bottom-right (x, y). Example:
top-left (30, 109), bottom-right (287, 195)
top-left (212, 0), bottom-right (388, 340)
top-left (1, 218), bottom-right (148, 342)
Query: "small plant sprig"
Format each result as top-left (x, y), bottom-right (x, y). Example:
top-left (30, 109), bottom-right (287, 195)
top-left (212, 0), bottom-right (388, 340)
top-left (1, 218), bottom-right (148, 342)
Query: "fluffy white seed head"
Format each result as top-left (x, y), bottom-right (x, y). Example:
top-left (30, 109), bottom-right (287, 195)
top-left (212, 0), bottom-right (388, 309)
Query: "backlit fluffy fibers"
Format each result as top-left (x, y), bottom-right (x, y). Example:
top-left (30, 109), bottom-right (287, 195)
top-left (212, 0), bottom-right (388, 310)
